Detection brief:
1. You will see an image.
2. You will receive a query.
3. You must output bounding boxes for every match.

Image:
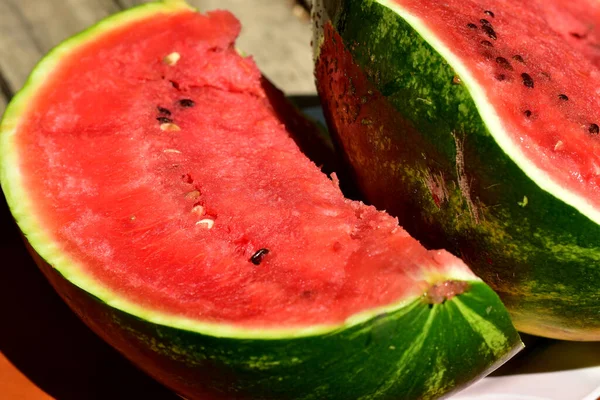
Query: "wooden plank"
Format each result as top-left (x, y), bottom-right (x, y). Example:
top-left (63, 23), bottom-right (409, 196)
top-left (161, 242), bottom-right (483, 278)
top-left (14, 0), bottom-right (120, 54)
top-left (117, 0), bottom-right (316, 94)
top-left (0, 0), bottom-right (120, 95)
top-left (0, 1), bottom-right (44, 95)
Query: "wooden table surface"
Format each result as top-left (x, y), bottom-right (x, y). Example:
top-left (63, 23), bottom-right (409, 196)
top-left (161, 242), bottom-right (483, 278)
top-left (0, 1), bottom-right (314, 398)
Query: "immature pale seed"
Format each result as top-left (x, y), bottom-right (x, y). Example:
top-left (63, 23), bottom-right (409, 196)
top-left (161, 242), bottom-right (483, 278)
top-left (160, 123), bottom-right (181, 131)
top-left (196, 219), bottom-right (214, 229)
top-left (191, 204), bottom-right (205, 216)
top-left (163, 52), bottom-right (181, 66)
top-left (163, 148), bottom-right (182, 154)
top-left (186, 190), bottom-right (200, 200)
top-left (554, 141), bottom-right (564, 151)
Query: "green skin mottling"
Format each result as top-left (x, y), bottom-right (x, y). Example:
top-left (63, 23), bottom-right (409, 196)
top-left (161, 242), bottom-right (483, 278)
top-left (37, 251), bottom-right (519, 400)
top-left (314, 0), bottom-right (600, 340)
top-left (0, 0), bottom-right (522, 398)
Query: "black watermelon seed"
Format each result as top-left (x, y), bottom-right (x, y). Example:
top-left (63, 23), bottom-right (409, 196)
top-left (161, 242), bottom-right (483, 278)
top-left (481, 40), bottom-right (494, 47)
top-left (480, 19), bottom-right (492, 26)
top-left (179, 99), bottom-right (195, 108)
top-left (524, 110), bottom-right (532, 117)
top-left (482, 25), bottom-right (497, 40)
top-left (521, 73), bottom-right (534, 88)
top-left (590, 124), bottom-right (599, 134)
top-left (467, 23), bottom-right (478, 29)
top-left (495, 57), bottom-right (513, 70)
top-left (157, 106), bottom-right (171, 115)
top-left (558, 94), bottom-right (569, 101)
top-left (157, 117), bottom-right (173, 124)
top-left (484, 10), bottom-right (495, 18)
top-left (250, 248), bottom-right (270, 265)
top-left (512, 55), bottom-right (525, 63)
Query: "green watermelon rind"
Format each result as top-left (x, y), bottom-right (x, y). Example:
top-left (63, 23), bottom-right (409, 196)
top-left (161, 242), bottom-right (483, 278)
top-left (0, 1), bottom-right (523, 397)
top-left (313, 0), bottom-right (600, 340)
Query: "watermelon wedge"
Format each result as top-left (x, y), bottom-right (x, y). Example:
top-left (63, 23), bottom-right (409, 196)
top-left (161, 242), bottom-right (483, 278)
top-left (313, 0), bottom-right (600, 340)
top-left (0, 1), bottom-right (522, 398)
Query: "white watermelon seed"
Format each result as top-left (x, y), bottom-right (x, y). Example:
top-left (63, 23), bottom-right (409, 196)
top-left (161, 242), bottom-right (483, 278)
top-left (196, 219), bottom-right (214, 229)
top-left (160, 123), bottom-right (181, 131)
top-left (163, 52), bottom-right (181, 66)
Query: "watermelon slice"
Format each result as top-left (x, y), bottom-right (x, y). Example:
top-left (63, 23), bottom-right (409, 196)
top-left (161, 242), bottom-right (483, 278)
top-left (0, 1), bottom-right (522, 398)
top-left (313, 0), bottom-right (600, 340)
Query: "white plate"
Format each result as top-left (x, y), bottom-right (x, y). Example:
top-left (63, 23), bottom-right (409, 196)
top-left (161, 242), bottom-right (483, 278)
top-left (452, 340), bottom-right (600, 400)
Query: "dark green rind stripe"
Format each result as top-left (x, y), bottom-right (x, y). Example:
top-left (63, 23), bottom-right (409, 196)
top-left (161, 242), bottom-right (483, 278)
top-left (314, 0), bottom-right (600, 340)
top-left (36, 252), bottom-right (520, 399)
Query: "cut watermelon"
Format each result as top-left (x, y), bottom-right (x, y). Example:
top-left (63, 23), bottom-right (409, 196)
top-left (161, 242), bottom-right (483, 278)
top-left (313, 0), bottom-right (600, 340)
top-left (0, 1), bottom-right (521, 398)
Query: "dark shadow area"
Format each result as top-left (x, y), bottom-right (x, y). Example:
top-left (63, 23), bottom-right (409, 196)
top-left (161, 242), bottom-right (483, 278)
top-left (491, 333), bottom-right (600, 376)
top-left (0, 195), bottom-right (177, 399)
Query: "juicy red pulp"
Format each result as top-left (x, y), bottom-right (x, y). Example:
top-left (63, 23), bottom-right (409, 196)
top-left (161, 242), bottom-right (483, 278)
top-left (18, 9), bottom-right (468, 327)
top-left (394, 0), bottom-right (600, 208)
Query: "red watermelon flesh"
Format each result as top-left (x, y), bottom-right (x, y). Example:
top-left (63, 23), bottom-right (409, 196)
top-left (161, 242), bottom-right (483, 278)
top-left (16, 9), bottom-right (471, 327)
top-left (391, 0), bottom-right (600, 214)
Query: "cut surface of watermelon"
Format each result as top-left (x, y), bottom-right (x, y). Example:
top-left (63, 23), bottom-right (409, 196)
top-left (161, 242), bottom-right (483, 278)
top-left (313, 0), bottom-right (600, 340)
top-left (5, 3), bottom-right (473, 331)
top-left (0, 2), bottom-right (523, 398)
top-left (383, 0), bottom-right (600, 224)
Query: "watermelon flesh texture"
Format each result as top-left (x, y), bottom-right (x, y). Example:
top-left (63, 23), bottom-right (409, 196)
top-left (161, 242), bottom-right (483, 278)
top-left (397, 0), bottom-right (600, 213)
top-left (17, 9), bottom-right (472, 328)
top-left (0, 3), bottom-right (527, 398)
top-left (313, 0), bottom-right (600, 340)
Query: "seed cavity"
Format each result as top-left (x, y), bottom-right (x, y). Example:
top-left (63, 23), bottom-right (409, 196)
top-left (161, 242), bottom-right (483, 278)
top-left (495, 74), bottom-right (507, 81)
top-left (480, 40), bottom-right (493, 47)
top-left (480, 19), bottom-right (492, 26)
top-left (467, 23), bottom-right (477, 29)
top-left (484, 10), bottom-right (495, 18)
top-left (157, 117), bottom-right (172, 124)
top-left (250, 248), bottom-right (270, 265)
top-left (524, 110), bottom-right (532, 118)
top-left (495, 57), bottom-right (513, 70)
top-left (163, 52), bottom-right (181, 66)
top-left (182, 173), bottom-right (193, 184)
top-left (179, 99), bottom-right (195, 108)
top-left (157, 106), bottom-right (171, 115)
top-left (589, 124), bottom-right (599, 134)
top-left (521, 73), bottom-right (534, 88)
top-left (558, 94), bottom-right (569, 101)
top-left (512, 55), bottom-right (525, 63)
top-left (196, 218), bottom-right (214, 229)
top-left (482, 25), bottom-right (497, 40)
top-left (570, 32), bottom-right (587, 39)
